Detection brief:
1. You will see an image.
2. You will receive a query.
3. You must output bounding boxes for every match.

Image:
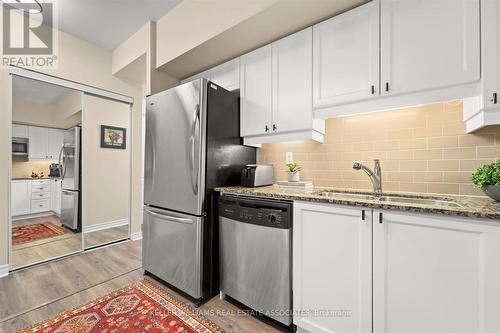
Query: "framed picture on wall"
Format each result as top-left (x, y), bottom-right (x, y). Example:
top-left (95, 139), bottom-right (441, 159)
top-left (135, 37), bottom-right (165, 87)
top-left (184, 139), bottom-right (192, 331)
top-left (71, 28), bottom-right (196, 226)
top-left (100, 125), bottom-right (126, 149)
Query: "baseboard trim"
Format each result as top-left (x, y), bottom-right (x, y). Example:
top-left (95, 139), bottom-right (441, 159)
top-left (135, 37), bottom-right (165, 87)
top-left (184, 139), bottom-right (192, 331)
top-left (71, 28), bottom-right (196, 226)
top-left (130, 232), bottom-right (142, 241)
top-left (83, 219), bottom-right (129, 234)
top-left (12, 211), bottom-right (54, 221)
top-left (0, 264), bottom-right (9, 278)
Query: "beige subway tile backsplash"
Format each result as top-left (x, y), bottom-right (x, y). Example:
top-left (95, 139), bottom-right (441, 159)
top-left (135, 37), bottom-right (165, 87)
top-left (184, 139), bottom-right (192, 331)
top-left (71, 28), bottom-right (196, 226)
top-left (259, 101), bottom-right (500, 197)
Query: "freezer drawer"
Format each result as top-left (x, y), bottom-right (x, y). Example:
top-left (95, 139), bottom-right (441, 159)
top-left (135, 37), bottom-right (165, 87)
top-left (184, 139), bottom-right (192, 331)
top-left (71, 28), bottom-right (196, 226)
top-left (61, 189), bottom-right (79, 230)
top-left (143, 206), bottom-right (203, 299)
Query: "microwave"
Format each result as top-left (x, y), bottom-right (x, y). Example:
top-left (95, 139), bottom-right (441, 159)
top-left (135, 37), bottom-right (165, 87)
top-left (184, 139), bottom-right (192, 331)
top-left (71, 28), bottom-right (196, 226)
top-left (12, 137), bottom-right (29, 158)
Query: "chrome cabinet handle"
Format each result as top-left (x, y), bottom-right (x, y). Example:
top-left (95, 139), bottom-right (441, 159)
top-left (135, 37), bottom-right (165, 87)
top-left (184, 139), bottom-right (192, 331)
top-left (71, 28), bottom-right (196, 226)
top-left (144, 208), bottom-right (193, 224)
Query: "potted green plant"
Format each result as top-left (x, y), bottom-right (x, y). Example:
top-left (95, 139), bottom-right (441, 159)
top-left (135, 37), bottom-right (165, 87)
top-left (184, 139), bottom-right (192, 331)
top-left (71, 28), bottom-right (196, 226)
top-left (286, 163), bottom-right (301, 182)
top-left (472, 159), bottom-right (500, 202)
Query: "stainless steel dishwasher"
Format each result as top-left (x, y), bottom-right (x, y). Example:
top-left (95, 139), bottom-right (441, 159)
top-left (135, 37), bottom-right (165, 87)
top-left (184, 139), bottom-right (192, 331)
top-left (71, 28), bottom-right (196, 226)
top-left (219, 195), bottom-right (292, 327)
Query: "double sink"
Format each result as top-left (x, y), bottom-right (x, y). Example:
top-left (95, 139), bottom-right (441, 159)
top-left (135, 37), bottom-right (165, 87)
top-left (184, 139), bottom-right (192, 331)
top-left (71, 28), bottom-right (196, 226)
top-left (314, 190), bottom-right (463, 208)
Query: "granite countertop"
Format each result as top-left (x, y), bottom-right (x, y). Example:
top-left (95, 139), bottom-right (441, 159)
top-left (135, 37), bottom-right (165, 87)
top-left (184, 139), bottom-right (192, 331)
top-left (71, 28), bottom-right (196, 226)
top-left (215, 186), bottom-right (500, 220)
top-left (12, 177), bottom-right (61, 181)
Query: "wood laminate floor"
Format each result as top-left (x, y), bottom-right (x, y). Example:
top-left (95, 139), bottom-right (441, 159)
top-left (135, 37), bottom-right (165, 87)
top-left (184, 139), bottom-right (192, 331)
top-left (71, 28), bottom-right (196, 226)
top-left (0, 240), bottom-right (286, 333)
top-left (12, 215), bottom-right (82, 269)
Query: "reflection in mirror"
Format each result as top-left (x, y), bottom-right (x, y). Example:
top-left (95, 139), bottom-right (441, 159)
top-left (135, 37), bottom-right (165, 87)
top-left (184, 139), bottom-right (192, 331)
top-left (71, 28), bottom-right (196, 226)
top-left (11, 76), bottom-right (83, 269)
top-left (84, 225), bottom-right (129, 249)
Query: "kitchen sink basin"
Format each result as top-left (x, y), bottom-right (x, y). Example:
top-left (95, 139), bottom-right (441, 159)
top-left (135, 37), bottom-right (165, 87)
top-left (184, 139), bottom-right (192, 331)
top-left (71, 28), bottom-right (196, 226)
top-left (378, 196), bottom-right (463, 208)
top-left (314, 190), bottom-right (463, 208)
top-left (314, 191), bottom-right (377, 201)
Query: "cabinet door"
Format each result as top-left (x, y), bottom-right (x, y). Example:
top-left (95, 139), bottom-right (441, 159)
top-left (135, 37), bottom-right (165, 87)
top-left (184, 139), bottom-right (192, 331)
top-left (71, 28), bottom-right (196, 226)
top-left (48, 128), bottom-right (64, 160)
top-left (373, 211), bottom-right (500, 333)
top-left (11, 181), bottom-right (31, 216)
top-left (50, 179), bottom-right (61, 214)
top-left (313, 1), bottom-right (379, 107)
top-left (240, 45), bottom-right (272, 136)
top-left (28, 126), bottom-right (49, 159)
top-left (209, 58), bottom-right (240, 91)
top-left (381, 0), bottom-right (480, 96)
top-left (294, 202), bottom-right (372, 333)
top-left (271, 28), bottom-right (313, 133)
top-left (482, 0), bottom-right (500, 110)
top-left (12, 124), bottom-right (28, 138)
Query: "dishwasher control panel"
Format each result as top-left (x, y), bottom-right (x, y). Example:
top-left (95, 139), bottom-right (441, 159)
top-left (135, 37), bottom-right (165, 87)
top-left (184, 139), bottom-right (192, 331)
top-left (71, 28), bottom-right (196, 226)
top-left (218, 196), bottom-right (292, 229)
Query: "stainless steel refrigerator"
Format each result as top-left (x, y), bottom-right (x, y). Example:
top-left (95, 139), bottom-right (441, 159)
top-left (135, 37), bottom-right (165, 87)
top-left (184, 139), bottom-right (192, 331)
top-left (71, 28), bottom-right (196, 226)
top-left (59, 126), bottom-right (81, 232)
top-left (143, 79), bottom-right (256, 303)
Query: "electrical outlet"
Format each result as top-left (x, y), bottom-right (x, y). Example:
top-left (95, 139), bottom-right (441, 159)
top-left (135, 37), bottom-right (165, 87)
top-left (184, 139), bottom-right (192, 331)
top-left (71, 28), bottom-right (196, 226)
top-left (286, 152), bottom-right (294, 164)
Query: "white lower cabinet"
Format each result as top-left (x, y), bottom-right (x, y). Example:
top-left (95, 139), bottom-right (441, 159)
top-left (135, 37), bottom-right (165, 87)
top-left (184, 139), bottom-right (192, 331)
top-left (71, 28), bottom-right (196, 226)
top-left (11, 179), bottom-right (57, 217)
top-left (293, 202), bottom-right (372, 333)
top-left (293, 203), bottom-right (500, 333)
top-left (50, 178), bottom-right (61, 215)
top-left (373, 210), bottom-right (500, 333)
top-left (11, 180), bottom-right (31, 216)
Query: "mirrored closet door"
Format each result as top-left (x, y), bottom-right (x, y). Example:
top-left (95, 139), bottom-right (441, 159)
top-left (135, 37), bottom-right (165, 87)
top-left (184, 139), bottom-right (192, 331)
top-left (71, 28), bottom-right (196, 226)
top-left (81, 93), bottom-right (131, 249)
top-left (10, 76), bottom-right (84, 269)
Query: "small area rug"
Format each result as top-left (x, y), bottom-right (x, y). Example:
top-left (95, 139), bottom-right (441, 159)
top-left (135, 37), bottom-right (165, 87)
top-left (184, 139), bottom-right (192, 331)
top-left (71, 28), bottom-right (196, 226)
top-left (18, 279), bottom-right (225, 333)
top-left (12, 222), bottom-right (69, 246)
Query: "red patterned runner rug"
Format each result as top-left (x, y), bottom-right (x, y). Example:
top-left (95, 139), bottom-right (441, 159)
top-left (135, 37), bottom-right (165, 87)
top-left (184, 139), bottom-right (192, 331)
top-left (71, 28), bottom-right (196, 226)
top-left (18, 278), bottom-right (225, 333)
top-left (12, 222), bottom-right (70, 246)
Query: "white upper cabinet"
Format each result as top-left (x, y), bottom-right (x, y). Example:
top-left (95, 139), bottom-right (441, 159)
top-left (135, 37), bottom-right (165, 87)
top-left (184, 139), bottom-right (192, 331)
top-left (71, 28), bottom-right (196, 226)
top-left (373, 211), bottom-right (500, 333)
top-left (28, 126), bottom-right (64, 160)
top-left (12, 124), bottom-right (28, 138)
top-left (210, 58), bottom-right (240, 91)
top-left (272, 28), bottom-right (313, 133)
top-left (48, 129), bottom-right (64, 160)
top-left (294, 202), bottom-right (372, 333)
top-left (240, 45), bottom-right (273, 137)
top-left (241, 28), bottom-right (324, 144)
top-left (380, 0), bottom-right (480, 96)
top-left (463, 0), bottom-right (500, 132)
top-left (313, 1), bottom-right (380, 107)
top-left (29, 126), bottom-right (50, 160)
top-left (481, 0), bottom-right (500, 111)
top-left (181, 59), bottom-right (240, 91)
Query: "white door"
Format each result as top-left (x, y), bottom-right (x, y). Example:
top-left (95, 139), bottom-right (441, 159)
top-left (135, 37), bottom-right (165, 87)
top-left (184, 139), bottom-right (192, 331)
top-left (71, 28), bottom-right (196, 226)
top-left (11, 180), bottom-right (31, 216)
top-left (294, 202), bottom-right (372, 333)
top-left (380, 0), bottom-right (480, 96)
top-left (48, 129), bottom-right (64, 160)
top-left (373, 211), bottom-right (500, 333)
top-left (271, 28), bottom-right (313, 133)
top-left (28, 126), bottom-right (49, 159)
top-left (209, 58), bottom-right (240, 91)
top-left (240, 45), bottom-right (272, 136)
top-left (12, 124), bottom-right (28, 138)
top-left (313, 1), bottom-right (379, 107)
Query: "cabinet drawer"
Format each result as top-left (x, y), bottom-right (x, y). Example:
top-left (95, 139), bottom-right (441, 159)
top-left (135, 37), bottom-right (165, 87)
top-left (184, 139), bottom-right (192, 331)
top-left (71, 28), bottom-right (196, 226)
top-left (32, 184), bottom-right (50, 193)
top-left (32, 179), bottom-right (50, 186)
top-left (31, 199), bottom-right (50, 213)
top-left (31, 191), bottom-right (50, 200)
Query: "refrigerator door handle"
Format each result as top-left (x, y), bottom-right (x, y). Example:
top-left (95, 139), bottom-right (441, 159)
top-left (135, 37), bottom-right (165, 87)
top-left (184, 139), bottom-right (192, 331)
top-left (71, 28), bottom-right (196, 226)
top-left (58, 144), bottom-right (66, 180)
top-left (189, 104), bottom-right (200, 195)
top-left (144, 208), bottom-right (194, 224)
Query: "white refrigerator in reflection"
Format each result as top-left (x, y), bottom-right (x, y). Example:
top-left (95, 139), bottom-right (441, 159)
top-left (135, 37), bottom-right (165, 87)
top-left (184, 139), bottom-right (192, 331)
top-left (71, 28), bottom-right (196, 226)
top-left (59, 126), bottom-right (81, 231)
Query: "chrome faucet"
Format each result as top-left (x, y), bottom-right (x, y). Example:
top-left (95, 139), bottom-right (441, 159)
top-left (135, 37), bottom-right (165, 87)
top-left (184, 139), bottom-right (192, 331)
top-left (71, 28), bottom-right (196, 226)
top-left (353, 160), bottom-right (382, 194)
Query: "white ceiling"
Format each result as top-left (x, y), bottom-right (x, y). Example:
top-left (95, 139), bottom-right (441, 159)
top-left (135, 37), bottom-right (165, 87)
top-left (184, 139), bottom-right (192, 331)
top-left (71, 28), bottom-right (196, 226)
top-left (13, 76), bottom-right (73, 104)
top-left (49, 0), bottom-right (181, 50)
